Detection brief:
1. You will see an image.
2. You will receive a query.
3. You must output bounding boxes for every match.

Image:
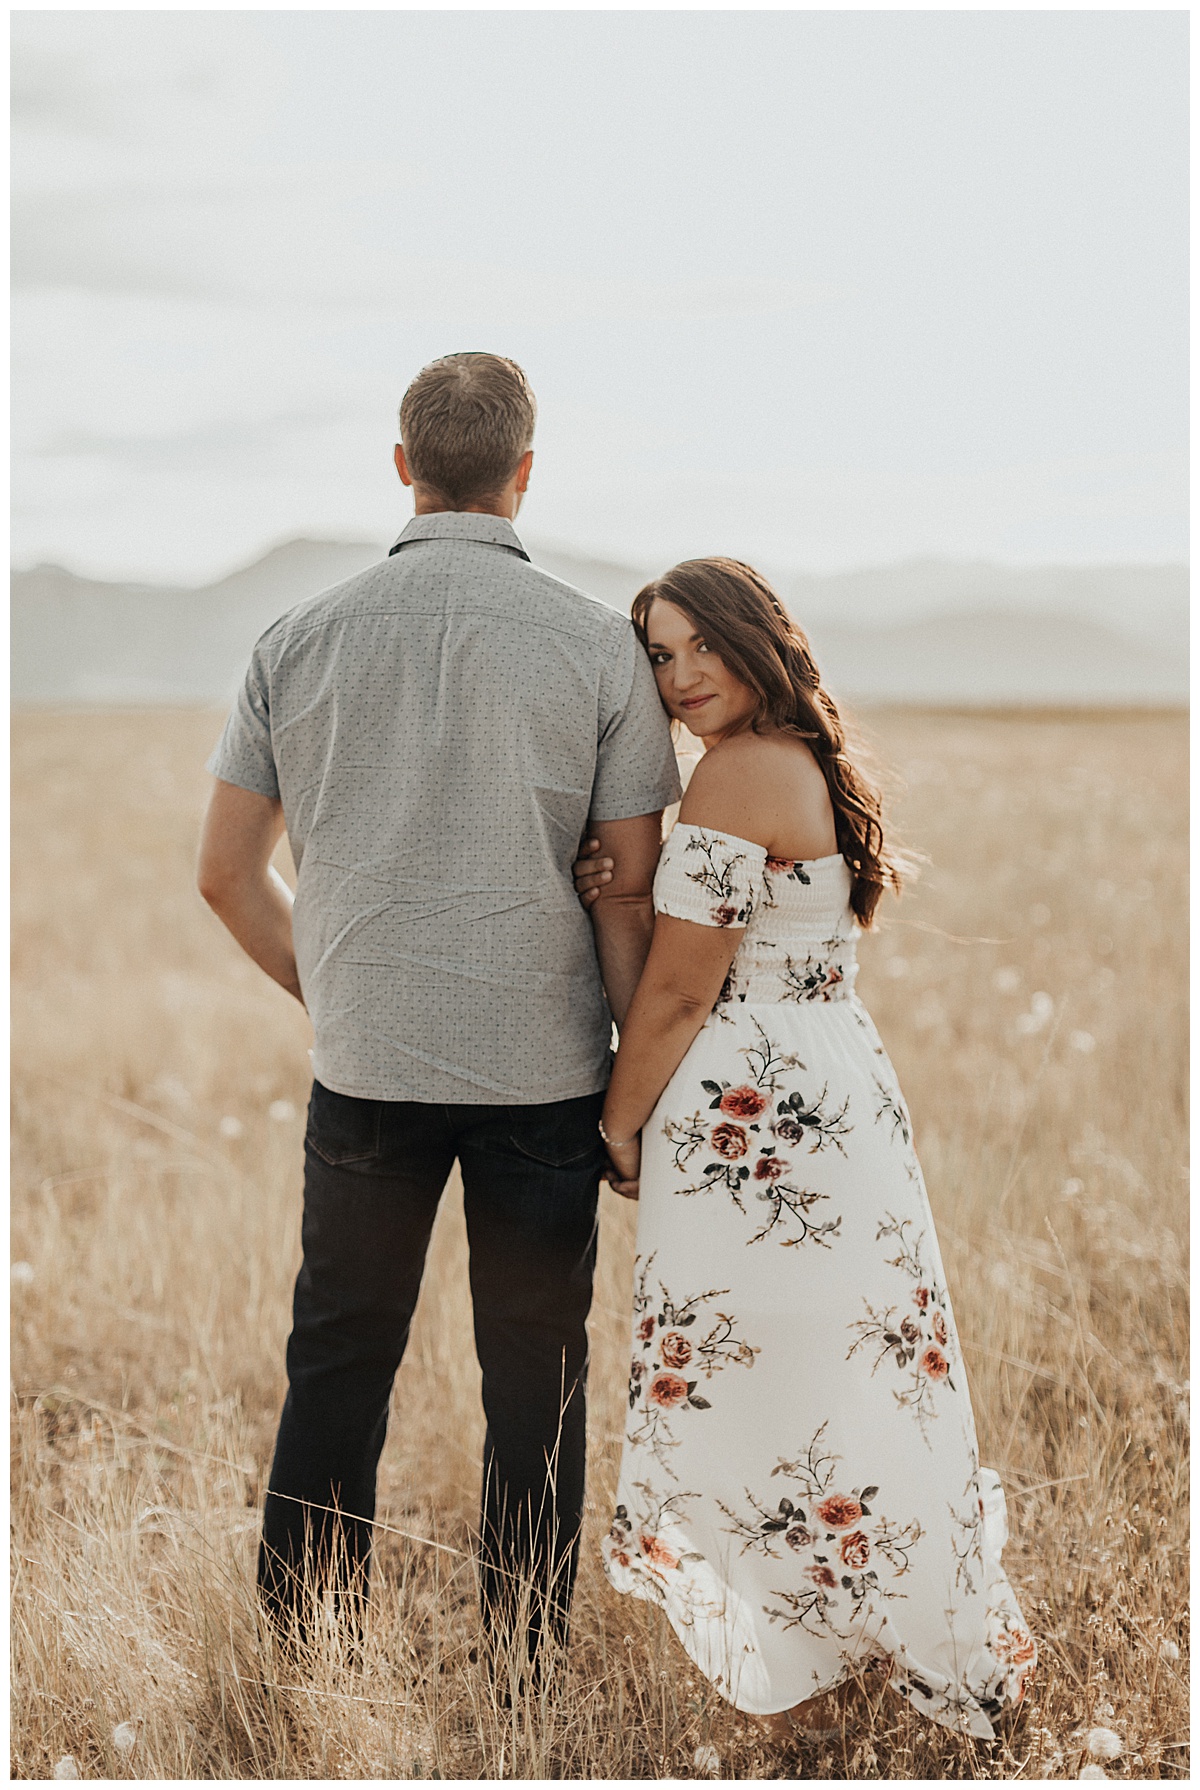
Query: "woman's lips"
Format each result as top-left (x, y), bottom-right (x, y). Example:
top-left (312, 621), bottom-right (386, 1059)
top-left (679, 694), bottom-right (714, 712)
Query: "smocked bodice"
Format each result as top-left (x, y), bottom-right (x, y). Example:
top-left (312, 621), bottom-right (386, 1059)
top-left (652, 823), bottom-right (859, 1007)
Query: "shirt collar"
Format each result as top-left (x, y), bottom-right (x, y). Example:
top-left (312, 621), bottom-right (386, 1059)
top-left (388, 511), bottom-right (531, 560)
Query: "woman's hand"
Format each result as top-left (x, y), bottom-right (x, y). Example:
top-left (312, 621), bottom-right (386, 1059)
top-left (603, 1132), bottom-right (641, 1200)
top-left (572, 837), bottom-right (614, 908)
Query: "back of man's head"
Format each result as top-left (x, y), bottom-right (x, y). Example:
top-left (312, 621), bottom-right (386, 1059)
top-left (399, 352), bottom-right (537, 509)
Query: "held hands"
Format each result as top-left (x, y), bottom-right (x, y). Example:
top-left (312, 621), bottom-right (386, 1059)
top-left (602, 1132), bottom-right (641, 1201)
top-left (573, 837), bottom-right (614, 907)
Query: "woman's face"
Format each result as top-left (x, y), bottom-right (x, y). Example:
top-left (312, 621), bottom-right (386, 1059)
top-left (643, 598), bottom-right (759, 741)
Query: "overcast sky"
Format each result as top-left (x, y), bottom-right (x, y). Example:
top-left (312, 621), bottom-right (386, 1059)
top-left (12, 9), bottom-right (1188, 586)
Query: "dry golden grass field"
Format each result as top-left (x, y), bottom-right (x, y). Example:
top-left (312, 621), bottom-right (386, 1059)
top-left (11, 705), bottom-right (1188, 1781)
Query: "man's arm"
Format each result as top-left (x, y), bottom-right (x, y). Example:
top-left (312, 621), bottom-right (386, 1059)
top-left (196, 779), bottom-right (305, 1004)
top-left (585, 812), bottom-right (663, 1027)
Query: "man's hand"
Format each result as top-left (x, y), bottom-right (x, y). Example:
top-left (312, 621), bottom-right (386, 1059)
top-left (197, 780), bottom-right (306, 1005)
top-left (572, 837), bottom-right (613, 908)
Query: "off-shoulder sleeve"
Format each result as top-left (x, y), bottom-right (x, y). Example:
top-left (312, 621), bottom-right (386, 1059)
top-left (652, 823), bottom-right (767, 928)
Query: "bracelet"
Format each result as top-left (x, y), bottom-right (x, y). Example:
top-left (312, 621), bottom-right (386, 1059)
top-left (599, 1117), bottom-right (637, 1150)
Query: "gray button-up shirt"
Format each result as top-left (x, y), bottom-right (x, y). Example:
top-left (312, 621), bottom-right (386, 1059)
top-left (208, 512), bottom-right (681, 1103)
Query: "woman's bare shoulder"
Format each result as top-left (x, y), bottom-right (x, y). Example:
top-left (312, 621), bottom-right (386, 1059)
top-left (679, 732), bottom-right (836, 857)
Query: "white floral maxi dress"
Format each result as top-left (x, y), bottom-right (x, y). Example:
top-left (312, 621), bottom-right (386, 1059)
top-left (602, 826), bottom-right (1036, 1736)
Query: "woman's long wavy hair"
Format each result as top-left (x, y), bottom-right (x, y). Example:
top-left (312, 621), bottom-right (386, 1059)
top-left (632, 557), bottom-right (903, 927)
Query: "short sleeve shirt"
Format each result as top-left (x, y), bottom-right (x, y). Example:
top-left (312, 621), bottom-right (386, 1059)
top-left (207, 512), bottom-right (682, 1103)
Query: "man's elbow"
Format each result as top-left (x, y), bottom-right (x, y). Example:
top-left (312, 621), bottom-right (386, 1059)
top-left (196, 854), bottom-right (241, 911)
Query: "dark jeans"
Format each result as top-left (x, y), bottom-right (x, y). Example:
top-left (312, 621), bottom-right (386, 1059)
top-left (257, 1080), bottom-right (605, 1658)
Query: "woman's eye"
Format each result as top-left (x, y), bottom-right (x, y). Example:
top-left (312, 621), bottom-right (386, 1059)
top-left (696, 641), bottom-right (710, 653)
top-left (650, 652), bottom-right (670, 666)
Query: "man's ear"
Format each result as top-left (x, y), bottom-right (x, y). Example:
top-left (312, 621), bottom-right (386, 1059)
top-left (394, 443), bottom-right (414, 487)
top-left (515, 449), bottom-right (534, 494)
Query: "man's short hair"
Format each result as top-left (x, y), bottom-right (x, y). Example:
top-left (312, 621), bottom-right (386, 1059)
top-left (399, 353), bottom-right (537, 507)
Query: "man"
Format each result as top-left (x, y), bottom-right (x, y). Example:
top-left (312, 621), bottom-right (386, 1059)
top-left (197, 352), bottom-right (680, 1661)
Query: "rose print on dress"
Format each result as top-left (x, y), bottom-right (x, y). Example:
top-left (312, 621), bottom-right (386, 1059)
top-left (681, 831), bottom-right (758, 926)
top-left (710, 1121), bottom-right (749, 1159)
top-left (605, 1481), bottom-right (702, 1600)
top-left (662, 1111), bottom-right (841, 1248)
top-left (717, 1426), bottom-right (924, 1638)
top-left (660, 1017), bottom-right (843, 1245)
top-left (719, 1429), bottom-right (924, 1610)
top-left (772, 1086), bottom-right (852, 1155)
top-left (628, 1254), bottom-right (760, 1476)
top-left (780, 937), bottom-right (856, 1009)
top-left (847, 1215), bottom-right (958, 1440)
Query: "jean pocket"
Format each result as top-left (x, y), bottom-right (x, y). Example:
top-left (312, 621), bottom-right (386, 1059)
top-left (305, 1081), bottom-right (383, 1167)
top-left (507, 1096), bottom-right (605, 1170)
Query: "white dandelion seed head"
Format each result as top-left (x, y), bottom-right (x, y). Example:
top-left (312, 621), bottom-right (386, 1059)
top-left (112, 1722), bottom-right (139, 1754)
top-left (52, 1757), bottom-right (80, 1779)
top-left (11, 1260), bottom-right (35, 1287)
top-left (992, 967), bottom-right (1021, 993)
top-left (1069, 1030), bottom-right (1097, 1054)
top-left (268, 1099), bottom-right (296, 1123)
top-left (692, 1743), bottom-right (721, 1777)
top-left (1086, 1727), bottom-right (1123, 1760)
top-left (1079, 1766), bottom-right (1108, 1780)
top-left (1158, 1637), bottom-right (1180, 1662)
top-left (218, 1115), bottom-right (244, 1139)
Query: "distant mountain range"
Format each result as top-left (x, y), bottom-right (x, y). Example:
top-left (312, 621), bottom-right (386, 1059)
top-left (11, 537), bottom-right (1188, 706)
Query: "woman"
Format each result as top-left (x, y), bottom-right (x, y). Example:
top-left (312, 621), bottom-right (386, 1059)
top-left (575, 559), bottom-right (1035, 1739)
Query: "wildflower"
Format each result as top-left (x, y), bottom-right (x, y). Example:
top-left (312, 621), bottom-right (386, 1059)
top-left (1070, 1031), bottom-right (1096, 1054)
top-left (1015, 991), bottom-right (1054, 1035)
top-left (1086, 1728), bottom-right (1122, 1760)
top-left (1079, 1767), bottom-right (1108, 1781)
top-left (218, 1115), bottom-right (244, 1139)
top-left (693, 1743), bottom-right (721, 1776)
top-left (112, 1722), bottom-right (139, 1754)
top-left (52, 1758), bottom-right (79, 1780)
top-left (268, 1099), bottom-right (296, 1122)
top-left (11, 1261), bottom-right (35, 1287)
top-left (1158, 1637), bottom-right (1180, 1662)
